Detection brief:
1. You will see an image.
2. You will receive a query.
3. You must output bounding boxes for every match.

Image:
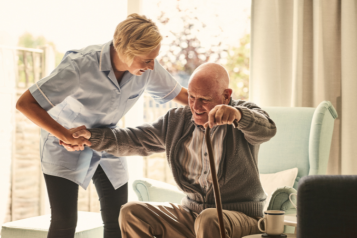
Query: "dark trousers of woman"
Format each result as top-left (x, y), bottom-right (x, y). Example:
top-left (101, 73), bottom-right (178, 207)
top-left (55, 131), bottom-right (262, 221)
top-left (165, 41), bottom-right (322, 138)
top-left (44, 165), bottom-right (128, 238)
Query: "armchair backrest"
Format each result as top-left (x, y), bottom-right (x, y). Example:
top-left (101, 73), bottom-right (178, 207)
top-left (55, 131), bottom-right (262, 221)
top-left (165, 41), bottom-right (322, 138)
top-left (258, 101), bottom-right (338, 189)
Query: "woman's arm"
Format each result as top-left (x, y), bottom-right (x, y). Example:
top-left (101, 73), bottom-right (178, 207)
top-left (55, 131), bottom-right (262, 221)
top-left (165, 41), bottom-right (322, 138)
top-left (146, 60), bottom-right (188, 106)
top-left (172, 87), bottom-right (188, 105)
top-left (16, 90), bottom-right (91, 147)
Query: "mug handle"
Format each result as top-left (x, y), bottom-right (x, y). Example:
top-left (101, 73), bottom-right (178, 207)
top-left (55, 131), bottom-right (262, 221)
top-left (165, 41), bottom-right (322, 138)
top-left (257, 217), bottom-right (266, 233)
top-left (289, 193), bottom-right (297, 209)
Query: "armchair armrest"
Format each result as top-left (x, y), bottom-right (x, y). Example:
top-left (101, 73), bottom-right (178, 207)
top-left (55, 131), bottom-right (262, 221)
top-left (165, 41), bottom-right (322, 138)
top-left (132, 178), bottom-right (185, 204)
top-left (268, 186), bottom-right (298, 234)
top-left (268, 186), bottom-right (297, 214)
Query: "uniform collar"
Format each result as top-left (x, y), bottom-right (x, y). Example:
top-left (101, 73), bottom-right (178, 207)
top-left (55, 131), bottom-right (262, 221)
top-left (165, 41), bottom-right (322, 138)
top-left (99, 40), bottom-right (121, 91)
top-left (99, 40), bottom-right (113, 72)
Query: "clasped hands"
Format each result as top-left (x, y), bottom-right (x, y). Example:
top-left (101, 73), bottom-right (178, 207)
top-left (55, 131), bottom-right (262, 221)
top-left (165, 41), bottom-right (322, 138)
top-left (59, 105), bottom-right (241, 151)
top-left (59, 126), bottom-right (92, 151)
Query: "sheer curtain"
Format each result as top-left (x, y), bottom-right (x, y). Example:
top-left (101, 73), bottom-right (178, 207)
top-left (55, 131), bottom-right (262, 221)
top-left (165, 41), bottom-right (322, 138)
top-left (0, 47), bottom-right (17, 224)
top-left (250, 0), bottom-right (357, 174)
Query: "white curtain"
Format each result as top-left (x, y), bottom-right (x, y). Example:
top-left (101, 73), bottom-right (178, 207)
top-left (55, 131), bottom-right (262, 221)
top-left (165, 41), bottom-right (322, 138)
top-left (250, 0), bottom-right (357, 174)
top-left (0, 47), bottom-right (17, 224)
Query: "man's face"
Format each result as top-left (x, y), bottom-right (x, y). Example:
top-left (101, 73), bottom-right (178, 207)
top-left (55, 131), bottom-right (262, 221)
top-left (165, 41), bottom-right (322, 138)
top-left (188, 78), bottom-right (225, 126)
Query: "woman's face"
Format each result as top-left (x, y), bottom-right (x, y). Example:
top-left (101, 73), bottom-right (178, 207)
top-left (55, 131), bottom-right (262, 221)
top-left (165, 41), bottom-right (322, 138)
top-left (127, 44), bottom-right (161, 76)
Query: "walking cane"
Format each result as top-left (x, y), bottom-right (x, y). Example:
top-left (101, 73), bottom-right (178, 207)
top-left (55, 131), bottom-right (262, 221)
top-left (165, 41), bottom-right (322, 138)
top-left (205, 120), bottom-right (238, 238)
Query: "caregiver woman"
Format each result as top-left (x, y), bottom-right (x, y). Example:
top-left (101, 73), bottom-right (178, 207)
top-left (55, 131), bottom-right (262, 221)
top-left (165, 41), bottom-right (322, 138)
top-left (16, 14), bottom-right (188, 238)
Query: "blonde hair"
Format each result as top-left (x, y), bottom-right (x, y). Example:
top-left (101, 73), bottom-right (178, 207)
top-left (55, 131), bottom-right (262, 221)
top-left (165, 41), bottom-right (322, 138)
top-left (113, 13), bottom-right (162, 66)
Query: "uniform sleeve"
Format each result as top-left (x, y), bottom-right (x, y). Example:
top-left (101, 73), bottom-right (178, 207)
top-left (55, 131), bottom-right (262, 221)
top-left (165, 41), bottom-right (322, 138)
top-left (28, 53), bottom-right (80, 111)
top-left (145, 59), bottom-right (182, 104)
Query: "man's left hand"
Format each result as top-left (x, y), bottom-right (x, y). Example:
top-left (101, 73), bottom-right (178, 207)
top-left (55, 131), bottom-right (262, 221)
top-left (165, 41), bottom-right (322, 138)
top-left (204, 105), bottom-right (241, 128)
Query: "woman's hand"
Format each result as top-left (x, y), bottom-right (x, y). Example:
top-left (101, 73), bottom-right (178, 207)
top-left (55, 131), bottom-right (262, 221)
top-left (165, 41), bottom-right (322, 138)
top-left (59, 126), bottom-right (92, 151)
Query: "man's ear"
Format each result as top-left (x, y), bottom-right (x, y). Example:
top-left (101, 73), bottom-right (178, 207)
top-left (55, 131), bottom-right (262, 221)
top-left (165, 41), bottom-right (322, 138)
top-left (223, 89), bottom-right (233, 104)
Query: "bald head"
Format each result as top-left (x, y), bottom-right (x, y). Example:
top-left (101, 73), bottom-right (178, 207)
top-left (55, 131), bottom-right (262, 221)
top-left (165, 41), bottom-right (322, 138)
top-left (189, 63), bottom-right (230, 91)
top-left (188, 63), bottom-right (233, 125)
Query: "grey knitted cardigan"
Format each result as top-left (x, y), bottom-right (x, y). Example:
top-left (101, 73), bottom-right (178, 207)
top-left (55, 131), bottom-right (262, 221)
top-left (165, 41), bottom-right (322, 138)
top-left (89, 99), bottom-right (277, 218)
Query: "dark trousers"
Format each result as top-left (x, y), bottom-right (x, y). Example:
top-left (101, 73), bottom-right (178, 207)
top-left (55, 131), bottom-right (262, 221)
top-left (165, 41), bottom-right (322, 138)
top-left (44, 165), bottom-right (128, 238)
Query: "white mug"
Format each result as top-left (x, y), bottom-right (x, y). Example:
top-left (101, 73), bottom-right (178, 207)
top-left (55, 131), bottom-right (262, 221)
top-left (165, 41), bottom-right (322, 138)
top-left (289, 193), bottom-right (297, 209)
top-left (258, 210), bottom-right (285, 235)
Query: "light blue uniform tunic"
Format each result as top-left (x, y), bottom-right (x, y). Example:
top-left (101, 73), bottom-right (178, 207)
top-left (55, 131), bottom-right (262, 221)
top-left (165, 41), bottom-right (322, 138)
top-left (29, 40), bottom-right (181, 189)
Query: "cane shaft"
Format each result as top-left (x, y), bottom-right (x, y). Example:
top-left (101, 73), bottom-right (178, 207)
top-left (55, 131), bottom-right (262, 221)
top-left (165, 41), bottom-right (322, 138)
top-left (232, 120), bottom-right (239, 128)
top-left (205, 127), bottom-right (226, 238)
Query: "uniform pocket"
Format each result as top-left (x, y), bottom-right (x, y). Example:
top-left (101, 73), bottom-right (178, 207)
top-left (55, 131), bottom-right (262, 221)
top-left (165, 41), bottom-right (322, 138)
top-left (122, 90), bottom-right (144, 115)
top-left (128, 93), bottom-right (140, 99)
top-left (42, 136), bottom-right (82, 170)
top-left (57, 100), bottom-right (82, 126)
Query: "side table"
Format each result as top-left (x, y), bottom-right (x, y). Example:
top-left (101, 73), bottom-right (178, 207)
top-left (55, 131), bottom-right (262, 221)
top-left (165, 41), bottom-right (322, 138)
top-left (284, 214), bottom-right (297, 234)
top-left (243, 234), bottom-right (296, 238)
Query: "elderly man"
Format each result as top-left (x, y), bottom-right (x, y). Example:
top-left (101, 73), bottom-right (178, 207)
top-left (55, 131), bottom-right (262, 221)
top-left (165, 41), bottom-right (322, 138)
top-left (67, 63), bottom-right (276, 238)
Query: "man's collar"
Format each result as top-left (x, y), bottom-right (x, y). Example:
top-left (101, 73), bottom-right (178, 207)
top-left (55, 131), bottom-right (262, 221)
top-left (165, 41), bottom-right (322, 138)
top-left (190, 118), bottom-right (205, 131)
top-left (99, 40), bottom-right (113, 72)
top-left (190, 117), bottom-right (221, 133)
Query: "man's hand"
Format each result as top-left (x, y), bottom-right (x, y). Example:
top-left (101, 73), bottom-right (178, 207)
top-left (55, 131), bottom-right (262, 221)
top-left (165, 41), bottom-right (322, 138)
top-left (204, 105), bottom-right (241, 128)
top-left (72, 128), bottom-right (91, 140)
top-left (59, 126), bottom-right (92, 151)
